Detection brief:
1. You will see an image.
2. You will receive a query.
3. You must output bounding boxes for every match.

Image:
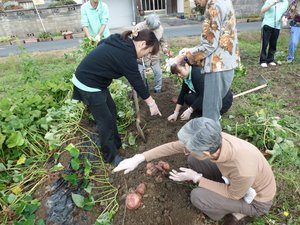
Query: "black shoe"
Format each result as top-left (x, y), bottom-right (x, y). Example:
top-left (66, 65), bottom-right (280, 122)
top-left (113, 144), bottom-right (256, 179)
top-left (154, 89), bottom-right (161, 93)
top-left (112, 155), bottom-right (125, 167)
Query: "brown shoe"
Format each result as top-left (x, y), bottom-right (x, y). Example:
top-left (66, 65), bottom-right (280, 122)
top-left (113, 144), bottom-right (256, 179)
top-left (222, 214), bottom-right (239, 225)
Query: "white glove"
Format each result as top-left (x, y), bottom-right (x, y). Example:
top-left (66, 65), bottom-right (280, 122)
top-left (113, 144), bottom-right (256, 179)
top-left (113, 154), bottom-right (145, 174)
top-left (244, 187), bottom-right (257, 204)
top-left (179, 48), bottom-right (189, 55)
top-left (168, 111), bottom-right (179, 122)
top-left (180, 107), bottom-right (193, 120)
top-left (148, 100), bottom-right (162, 116)
top-left (95, 34), bottom-right (101, 42)
top-left (222, 176), bottom-right (256, 204)
top-left (169, 167), bottom-right (202, 183)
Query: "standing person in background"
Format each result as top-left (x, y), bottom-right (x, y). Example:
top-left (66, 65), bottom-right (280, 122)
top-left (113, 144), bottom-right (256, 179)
top-left (178, 0), bottom-right (240, 127)
top-left (72, 29), bottom-right (161, 166)
top-left (133, 14), bottom-right (173, 93)
top-left (81, 0), bottom-right (110, 42)
top-left (282, 0), bottom-right (300, 63)
top-left (259, 0), bottom-right (289, 68)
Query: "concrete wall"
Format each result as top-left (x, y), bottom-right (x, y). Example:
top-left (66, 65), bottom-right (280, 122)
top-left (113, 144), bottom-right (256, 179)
top-left (0, 5), bottom-right (82, 37)
top-left (0, 0), bottom-right (265, 38)
top-left (232, 0), bottom-right (264, 17)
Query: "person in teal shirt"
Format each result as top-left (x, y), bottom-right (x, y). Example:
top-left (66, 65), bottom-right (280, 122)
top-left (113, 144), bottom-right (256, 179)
top-left (259, 0), bottom-right (288, 67)
top-left (81, 0), bottom-right (110, 42)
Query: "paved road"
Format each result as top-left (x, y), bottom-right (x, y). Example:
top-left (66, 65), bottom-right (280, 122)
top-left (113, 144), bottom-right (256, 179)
top-left (0, 21), bottom-right (261, 57)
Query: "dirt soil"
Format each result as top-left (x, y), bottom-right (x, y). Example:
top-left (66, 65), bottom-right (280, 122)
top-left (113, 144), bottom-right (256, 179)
top-left (111, 78), bottom-right (216, 225)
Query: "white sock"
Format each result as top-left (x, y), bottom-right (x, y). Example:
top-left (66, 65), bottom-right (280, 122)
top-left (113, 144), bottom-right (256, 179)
top-left (232, 213), bottom-right (246, 220)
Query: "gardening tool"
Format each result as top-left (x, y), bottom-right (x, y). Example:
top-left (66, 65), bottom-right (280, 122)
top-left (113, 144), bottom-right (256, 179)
top-left (233, 75), bottom-right (268, 98)
top-left (132, 90), bottom-right (147, 143)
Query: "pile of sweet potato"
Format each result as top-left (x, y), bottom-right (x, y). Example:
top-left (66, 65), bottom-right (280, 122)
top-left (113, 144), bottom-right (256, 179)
top-left (125, 161), bottom-right (170, 210)
top-left (125, 183), bottom-right (146, 210)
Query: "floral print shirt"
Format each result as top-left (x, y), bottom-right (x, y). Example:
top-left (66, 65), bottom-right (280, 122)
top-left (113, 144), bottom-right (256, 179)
top-left (186, 0), bottom-right (240, 73)
top-left (284, 0), bottom-right (300, 24)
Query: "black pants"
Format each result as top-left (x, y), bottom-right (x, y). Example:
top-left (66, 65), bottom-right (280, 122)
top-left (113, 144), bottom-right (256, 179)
top-left (73, 86), bottom-right (121, 163)
top-left (260, 25), bottom-right (280, 64)
top-left (184, 90), bottom-right (233, 116)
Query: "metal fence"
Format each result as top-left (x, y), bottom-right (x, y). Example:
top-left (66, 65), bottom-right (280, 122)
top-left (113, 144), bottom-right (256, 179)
top-left (140, 0), bottom-right (166, 14)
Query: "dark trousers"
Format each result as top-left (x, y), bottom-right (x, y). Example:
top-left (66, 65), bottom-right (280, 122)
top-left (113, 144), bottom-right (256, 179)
top-left (260, 25), bottom-right (280, 64)
top-left (184, 90), bottom-right (233, 116)
top-left (72, 86), bottom-right (121, 163)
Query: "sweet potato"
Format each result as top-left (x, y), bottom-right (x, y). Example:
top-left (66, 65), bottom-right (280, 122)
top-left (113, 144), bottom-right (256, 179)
top-left (157, 161), bottom-right (170, 173)
top-left (155, 163), bottom-right (164, 172)
top-left (146, 162), bottom-right (155, 170)
top-left (146, 162), bottom-right (157, 176)
top-left (135, 183), bottom-right (146, 195)
top-left (159, 161), bottom-right (170, 171)
top-left (146, 169), bottom-right (153, 176)
top-left (125, 192), bottom-right (142, 210)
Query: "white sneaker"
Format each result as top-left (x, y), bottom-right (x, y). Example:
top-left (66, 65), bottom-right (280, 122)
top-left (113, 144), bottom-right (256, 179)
top-left (260, 63), bottom-right (268, 68)
top-left (269, 62), bottom-right (276, 66)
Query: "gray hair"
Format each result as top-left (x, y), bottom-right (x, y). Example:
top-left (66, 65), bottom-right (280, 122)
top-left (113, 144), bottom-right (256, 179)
top-left (177, 117), bottom-right (222, 156)
top-left (146, 13), bottom-right (161, 30)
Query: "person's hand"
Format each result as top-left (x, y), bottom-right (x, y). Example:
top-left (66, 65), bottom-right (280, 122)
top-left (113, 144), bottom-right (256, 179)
top-left (169, 167), bottom-right (202, 183)
top-left (95, 34), bottom-right (101, 42)
top-left (179, 48), bottom-right (189, 55)
top-left (88, 36), bottom-right (93, 41)
top-left (165, 50), bottom-right (174, 58)
top-left (180, 107), bottom-right (193, 120)
top-left (168, 111), bottom-right (179, 122)
top-left (113, 154), bottom-right (145, 174)
top-left (282, 16), bottom-right (288, 26)
top-left (148, 100), bottom-right (162, 116)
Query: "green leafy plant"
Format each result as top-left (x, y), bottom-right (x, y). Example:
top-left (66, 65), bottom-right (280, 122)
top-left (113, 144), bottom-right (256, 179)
top-left (234, 63), bottom-right (247, 78)
top-left (18, 47), bottom-right (40, 83)
top-left (224, 109), bottom-right (299, 164)
top-left (38, 32), bottom-right (51, 39)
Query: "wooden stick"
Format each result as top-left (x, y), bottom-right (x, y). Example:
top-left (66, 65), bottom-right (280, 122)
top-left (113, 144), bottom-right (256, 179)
top-left (233, 84), bottom-right (267, 98)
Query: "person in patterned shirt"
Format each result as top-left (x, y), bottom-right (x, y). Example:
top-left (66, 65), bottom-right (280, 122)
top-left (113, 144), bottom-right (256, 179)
top-left (178, 0), bottom-right (240, 127)
top-left (282, 0), bottom-right (300, 63)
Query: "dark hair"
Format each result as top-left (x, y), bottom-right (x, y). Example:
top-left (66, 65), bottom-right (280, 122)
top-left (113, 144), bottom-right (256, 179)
top-left (170, 61), bottom-right (186, 74)
top-left (121, 29), bottom-right (159, 55)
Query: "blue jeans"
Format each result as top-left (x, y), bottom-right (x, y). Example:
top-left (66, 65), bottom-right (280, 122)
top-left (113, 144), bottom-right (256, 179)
top-left (72, 86), bottom-right (121, 163)
top-left (138, 62), bottom-right (163, 92)
top-left (288, 26), bottom-right (300, 61)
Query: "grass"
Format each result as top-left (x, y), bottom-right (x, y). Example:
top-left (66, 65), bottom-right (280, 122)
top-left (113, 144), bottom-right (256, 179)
top-left (0, 30), bottom-right (299, 224)
top-left (0, 48), bottom-right (76, 98)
